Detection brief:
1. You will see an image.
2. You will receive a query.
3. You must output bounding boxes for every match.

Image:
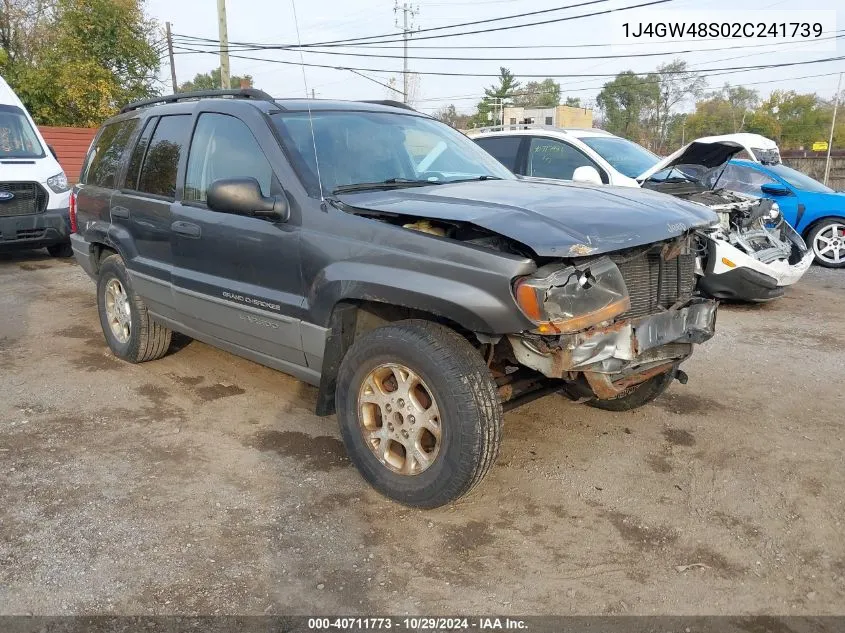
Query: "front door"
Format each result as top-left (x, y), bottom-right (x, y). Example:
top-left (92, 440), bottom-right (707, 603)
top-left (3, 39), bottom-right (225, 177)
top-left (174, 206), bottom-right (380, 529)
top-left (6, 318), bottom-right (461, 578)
top-left (170, 111), bottom-right (306, 368)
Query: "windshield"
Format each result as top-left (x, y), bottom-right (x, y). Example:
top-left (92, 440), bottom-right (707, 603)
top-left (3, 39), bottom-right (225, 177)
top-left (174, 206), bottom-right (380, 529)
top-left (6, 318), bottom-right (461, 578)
top-left (0, 105), bottom-right (45, 159)
top-left (272, 110), bottom-right (514, 196)
top-left (579, 136), bottom-right (658, 179)
top-left (765, 163), bottom-right (833, 193)
top-left (647, 164), bottom-right (706, 185)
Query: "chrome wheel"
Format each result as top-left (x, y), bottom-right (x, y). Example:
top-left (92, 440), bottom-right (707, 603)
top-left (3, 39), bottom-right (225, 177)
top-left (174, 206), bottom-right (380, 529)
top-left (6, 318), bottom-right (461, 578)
top-left (813, 222), bottom-right (845, 265)
top-left (357, 363), bottom-right (442, 476)
top-left (104, 278), bottom-right (131, 344)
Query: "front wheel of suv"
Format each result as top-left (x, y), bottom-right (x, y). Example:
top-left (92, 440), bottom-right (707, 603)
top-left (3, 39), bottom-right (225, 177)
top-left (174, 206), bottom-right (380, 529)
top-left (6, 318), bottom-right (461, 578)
top-left (335, 320), bottom-right (503, 509)
top-left (97, 254), bottom-right (172, 363)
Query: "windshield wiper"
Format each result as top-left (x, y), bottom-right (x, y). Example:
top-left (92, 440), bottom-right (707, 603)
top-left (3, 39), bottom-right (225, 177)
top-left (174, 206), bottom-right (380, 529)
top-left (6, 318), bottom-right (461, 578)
top-left (446, 175), bottom-right (503, 183)
top-left (332, 178), bottom-right (441, 194)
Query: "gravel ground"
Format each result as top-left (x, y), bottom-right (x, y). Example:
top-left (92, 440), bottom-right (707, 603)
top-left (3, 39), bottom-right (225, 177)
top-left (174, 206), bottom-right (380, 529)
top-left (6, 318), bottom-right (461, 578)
top-left (1, 250), bottom-right (844, 616)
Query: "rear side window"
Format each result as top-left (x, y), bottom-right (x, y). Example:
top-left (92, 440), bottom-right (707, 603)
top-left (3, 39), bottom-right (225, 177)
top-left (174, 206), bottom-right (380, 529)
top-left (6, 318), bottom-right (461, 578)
top-left (123, 117), bottom-right (156, 190)
top-left (185, 113), bottom-right (273, 203)
top-left (474, 136), bottom-right (522, 172)
top-left (83, 119), bottom-right (139, 188)
top-left (137, 115), bottom-right (190, 199)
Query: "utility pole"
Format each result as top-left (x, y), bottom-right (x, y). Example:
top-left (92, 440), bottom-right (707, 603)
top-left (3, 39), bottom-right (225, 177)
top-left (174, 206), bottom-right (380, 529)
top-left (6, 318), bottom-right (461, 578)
top-left (217, 0), bottom-right (231, 89)
top-left (824, 72), bottom-right (842, 187)
top-left (165, 22), bottom-right (178, 94)
top-left (395, 1), bottom-right (418, 104)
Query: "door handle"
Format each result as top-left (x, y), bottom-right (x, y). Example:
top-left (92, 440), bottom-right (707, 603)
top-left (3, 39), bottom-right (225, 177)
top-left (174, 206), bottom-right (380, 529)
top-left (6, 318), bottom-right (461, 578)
top-left (111, 205), bottom-right (130, 219)
top-left (171, 220), bottom-right (201, 238)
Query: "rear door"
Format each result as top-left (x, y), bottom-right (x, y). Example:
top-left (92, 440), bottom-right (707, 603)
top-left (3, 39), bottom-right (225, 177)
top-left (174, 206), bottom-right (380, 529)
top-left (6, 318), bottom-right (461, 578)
top-left (75, 118), bottom-right (139, 245)
top-left (170, 108), bottom-right (306, 368)
top-left (110, 113), bottom-right (192, 319)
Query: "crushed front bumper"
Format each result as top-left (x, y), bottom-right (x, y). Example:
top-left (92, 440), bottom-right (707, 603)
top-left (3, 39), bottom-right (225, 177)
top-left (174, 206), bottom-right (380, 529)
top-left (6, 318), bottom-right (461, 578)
top-left (702, 224), bottom-right (812, 301)
top-left (508, 298), bottom-right (717, 382)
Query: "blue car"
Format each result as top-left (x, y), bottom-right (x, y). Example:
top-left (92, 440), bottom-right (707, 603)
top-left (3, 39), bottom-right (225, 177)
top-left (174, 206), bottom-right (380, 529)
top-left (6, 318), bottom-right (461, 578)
top-left (714, 159), bottom-right (845, 268)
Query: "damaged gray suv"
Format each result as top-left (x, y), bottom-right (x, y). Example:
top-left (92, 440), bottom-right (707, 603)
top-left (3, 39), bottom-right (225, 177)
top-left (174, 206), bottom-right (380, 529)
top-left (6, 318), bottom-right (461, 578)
top-left (71, 90), bottom-right (719, 508)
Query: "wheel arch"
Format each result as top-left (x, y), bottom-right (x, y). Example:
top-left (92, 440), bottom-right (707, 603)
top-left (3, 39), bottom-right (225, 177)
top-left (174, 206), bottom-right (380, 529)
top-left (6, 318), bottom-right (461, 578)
top-left (314, 298), bottom-right (486, 417)
top-left (801, 214), bottom-right (845, 241)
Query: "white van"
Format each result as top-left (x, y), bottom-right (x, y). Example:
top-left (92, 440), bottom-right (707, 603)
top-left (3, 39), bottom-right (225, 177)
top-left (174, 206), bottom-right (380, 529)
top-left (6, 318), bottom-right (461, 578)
top-left (0, 75), bottom-right (72, 256)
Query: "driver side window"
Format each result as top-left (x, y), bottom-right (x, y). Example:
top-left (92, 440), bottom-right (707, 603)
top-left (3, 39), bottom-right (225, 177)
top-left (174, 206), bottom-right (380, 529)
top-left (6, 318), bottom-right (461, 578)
top-left (526, 137), bottom-right (605, 182)
top-left (716, 164), bottom-right (777, 197)
top-left (185, 113), bottom-right (273, 204)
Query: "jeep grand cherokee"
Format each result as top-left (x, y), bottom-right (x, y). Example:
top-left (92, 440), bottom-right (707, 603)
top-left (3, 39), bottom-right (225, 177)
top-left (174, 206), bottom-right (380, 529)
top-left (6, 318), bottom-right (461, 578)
top-left (70, 90), bottom-right (718, 508)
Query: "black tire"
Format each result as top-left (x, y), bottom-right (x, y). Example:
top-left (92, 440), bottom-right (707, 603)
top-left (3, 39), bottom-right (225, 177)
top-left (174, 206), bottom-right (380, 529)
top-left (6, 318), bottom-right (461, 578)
top-left (47, 242), bottom-right (73, 258)
top-left (97, 254), bottom-right (172, 363)
top-left (806, 219), bottom-right (845, 268)
top-left (584, 368), bottom-right (675, 412)
top-left (336, 320), bottom-right (502, 509)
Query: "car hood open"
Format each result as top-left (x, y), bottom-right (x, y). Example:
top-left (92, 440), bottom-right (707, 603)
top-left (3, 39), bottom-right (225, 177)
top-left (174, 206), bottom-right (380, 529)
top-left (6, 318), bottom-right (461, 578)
top-left (334, 179), bottom-right (716, 258)
top-left (637, 133), bottom-right (781, 184)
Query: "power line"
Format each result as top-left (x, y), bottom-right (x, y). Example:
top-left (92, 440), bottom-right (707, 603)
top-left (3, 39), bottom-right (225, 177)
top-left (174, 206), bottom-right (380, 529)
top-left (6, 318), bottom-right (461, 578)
top-left (303, 0), bottom-right (611, 46)
top-left (172, 0), bottom-right (675, 50)
top-left (171, 0), bottom-right (611, 50)
top-left (170, 46), bottom-right (845, 79)
top-left (171, 31), bottom-right (845, 63)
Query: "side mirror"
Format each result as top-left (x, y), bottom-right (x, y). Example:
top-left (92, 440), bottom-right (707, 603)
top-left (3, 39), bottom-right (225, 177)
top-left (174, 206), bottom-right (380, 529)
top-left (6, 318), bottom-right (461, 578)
top-left (206, 178), bottom-right (289, 221)
top-left (572, 165), bottom-right (603, 185)
top-left (48, 144), bottom-right (58, 160)
top-left (761, 183), bottom-right (791, 197)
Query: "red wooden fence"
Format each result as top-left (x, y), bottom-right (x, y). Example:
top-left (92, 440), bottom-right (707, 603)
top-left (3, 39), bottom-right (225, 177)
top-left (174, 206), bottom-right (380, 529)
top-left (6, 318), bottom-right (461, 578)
top-left (38, 126), bottom-right (98, 184)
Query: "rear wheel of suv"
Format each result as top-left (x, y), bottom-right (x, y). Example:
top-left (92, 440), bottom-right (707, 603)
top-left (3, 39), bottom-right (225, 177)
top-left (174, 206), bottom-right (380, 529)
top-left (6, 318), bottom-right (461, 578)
top-left (97, 254), bottom-right (172, 363)
top-left (335, 320), bottom-right (502, 509)
top-left (584, 368), bottom-right (676, 412)
top-left (47, 242), bottom-right (73, 258)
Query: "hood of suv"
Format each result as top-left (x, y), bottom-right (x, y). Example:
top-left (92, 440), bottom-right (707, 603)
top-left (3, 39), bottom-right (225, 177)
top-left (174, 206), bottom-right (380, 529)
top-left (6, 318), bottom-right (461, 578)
top-left (335, 179), bottom-right (716, 257)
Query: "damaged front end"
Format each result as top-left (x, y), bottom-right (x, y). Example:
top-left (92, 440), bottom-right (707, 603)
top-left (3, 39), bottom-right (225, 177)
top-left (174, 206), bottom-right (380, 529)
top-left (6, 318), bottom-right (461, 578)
top-left (502, 234), bottom-right (717, 403)
top-left (638, 135), bottom-right (811, 302)
top-left (687, 191), bottom-right (812, 301)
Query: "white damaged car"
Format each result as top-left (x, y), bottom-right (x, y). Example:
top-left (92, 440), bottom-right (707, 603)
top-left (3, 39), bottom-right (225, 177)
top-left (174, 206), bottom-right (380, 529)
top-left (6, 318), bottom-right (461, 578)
top-left (472, 128), bottom-right (812, 302)
top-left (638, 135), bottom-right (812, 302)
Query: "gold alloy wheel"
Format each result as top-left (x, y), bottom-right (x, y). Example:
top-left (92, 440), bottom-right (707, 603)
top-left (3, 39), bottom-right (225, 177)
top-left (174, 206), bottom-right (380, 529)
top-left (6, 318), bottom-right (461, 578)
top-left (104, 278), bottom-right (131, 344)
top-left (357, 363), bottom-right (442, 476)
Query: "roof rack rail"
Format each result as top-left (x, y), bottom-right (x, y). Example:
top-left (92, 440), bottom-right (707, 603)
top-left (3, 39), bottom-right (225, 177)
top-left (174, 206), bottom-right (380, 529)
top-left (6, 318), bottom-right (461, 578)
top-left (359, 100), bottom-right (417, 112)
top-left (120, 88), bottom-right (277, 114)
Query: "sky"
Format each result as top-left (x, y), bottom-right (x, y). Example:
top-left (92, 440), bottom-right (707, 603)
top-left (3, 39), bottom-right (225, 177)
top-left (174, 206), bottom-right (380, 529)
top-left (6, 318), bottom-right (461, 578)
top-left (145, 0), bottom-right (845, 116)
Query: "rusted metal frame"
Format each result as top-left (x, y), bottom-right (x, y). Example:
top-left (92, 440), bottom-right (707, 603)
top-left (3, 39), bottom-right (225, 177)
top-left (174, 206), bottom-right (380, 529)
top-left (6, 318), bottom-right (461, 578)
top-left (583, 362), bottom-right (674, 400)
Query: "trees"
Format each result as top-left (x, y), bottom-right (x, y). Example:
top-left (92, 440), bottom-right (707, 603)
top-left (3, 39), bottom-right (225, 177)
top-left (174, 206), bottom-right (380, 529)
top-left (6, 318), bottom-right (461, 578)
top-left (512, 78), bottom-right (560, 108)
top-left (2, 0), bottom-right (161, 126)
top-left (179, 68), bottom-right (254, 92)
top-left (564, 96), bottom-right (582, 108)
top-left (596, 60), bottom-right (706, 150)
top-left (651, 60), bottom-right (706, 152)
top-left (433, 104), bottom-right (471, 129)
top-left (469, 67), bottom-right (520, 128)
top-left (596, 71), bottom-right (659, 143)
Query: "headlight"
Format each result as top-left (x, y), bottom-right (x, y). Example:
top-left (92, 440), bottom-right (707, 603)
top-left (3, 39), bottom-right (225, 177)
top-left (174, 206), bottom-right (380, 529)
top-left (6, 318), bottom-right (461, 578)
top-left (767, 201), bottom-right (781, 221)
top-left (513, 257), bottom-right (630, 334)
top-left (46, 172), bottom-right (69, 193)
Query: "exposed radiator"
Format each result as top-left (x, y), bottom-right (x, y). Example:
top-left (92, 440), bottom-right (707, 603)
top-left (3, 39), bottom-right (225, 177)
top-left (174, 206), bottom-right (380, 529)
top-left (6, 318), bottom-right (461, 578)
top-left (615, 251), bottom-right (696, 319)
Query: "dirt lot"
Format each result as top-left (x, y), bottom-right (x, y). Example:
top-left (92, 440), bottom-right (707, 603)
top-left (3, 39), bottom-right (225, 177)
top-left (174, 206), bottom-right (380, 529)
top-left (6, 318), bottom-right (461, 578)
top-left (1, 250), bottom-right (844, 616)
